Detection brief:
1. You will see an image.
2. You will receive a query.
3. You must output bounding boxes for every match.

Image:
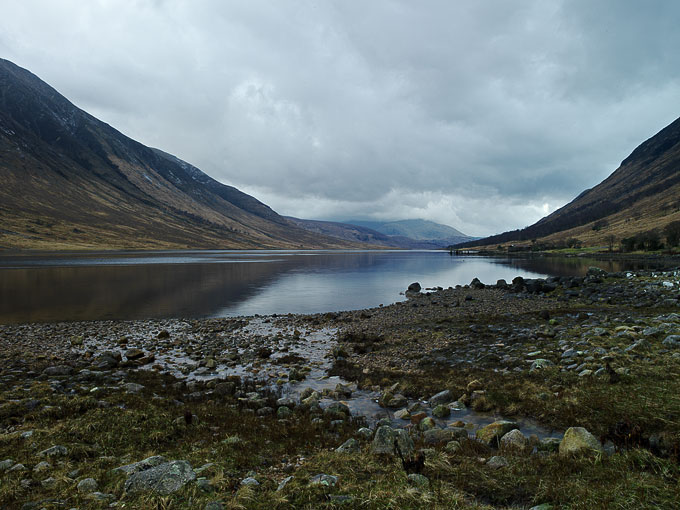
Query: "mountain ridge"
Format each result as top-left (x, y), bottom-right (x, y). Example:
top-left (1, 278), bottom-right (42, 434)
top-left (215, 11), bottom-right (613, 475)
top-left (0, 58), bottom-right (365, 251)
top-left (455, 115), bottom-right (680, 249)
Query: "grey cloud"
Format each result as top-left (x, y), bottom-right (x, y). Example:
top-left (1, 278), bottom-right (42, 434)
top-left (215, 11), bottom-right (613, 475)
top-left (1, 0), bottom-right (679, 236)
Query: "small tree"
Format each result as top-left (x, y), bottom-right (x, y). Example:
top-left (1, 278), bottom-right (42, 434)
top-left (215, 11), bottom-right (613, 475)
top-left (638, 230), bottom-right (662, 251)
top-left (605, 234), bottom-right (617, 252)
top-left (663, 220), bottom-right (680, 248)
top-left (566, 238), bottom-right (582, 249)
top-left (621, 237), bottom-right (636, 252)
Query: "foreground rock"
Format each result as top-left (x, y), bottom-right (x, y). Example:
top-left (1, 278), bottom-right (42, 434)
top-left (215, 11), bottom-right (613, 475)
top-left (123, 460), bottom-right (196, 495)
top-left (559, 427), bottom-right (604, 457)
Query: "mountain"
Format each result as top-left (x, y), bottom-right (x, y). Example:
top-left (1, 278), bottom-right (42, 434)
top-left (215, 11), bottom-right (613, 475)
top-left (456, 115), bottom-right (680, 249)
top-left (287, 217), bottom-right (474, 249)
top-left (347, 219), bottom-right (467, 241)
top-left (0, 58), bottom-right (363, 251)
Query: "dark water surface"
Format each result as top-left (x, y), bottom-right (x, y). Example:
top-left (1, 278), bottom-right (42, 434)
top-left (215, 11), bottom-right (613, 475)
top-left (0, 250), bottom-right (661, 323)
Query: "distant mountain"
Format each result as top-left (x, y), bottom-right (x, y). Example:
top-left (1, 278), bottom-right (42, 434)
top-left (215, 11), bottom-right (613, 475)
top-left (456, 115), bottom-right (680, 249)
top-left (287, 217), bottom-right (474, 249)
top-left (347, 219), bottom-right (467, 241)
top-left (0, 58), bottom-right (362, 250)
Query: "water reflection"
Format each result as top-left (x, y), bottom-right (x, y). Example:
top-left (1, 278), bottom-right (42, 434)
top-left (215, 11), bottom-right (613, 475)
top-left (0, 250), bottom-right (663, 323)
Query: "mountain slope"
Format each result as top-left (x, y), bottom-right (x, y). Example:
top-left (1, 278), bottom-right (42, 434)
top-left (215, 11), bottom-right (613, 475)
top-left (0, 58), bottom-right (361, 250)
top-left (457, 115), bottom-right (680, 248)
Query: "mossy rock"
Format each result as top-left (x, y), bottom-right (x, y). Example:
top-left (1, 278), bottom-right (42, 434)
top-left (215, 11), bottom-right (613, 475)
top-left (559, 427), bottom-right (604, 457)
top-left (476, 421), bottom-right (519, 446)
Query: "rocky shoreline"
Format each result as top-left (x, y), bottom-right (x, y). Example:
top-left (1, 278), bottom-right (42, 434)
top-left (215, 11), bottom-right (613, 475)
top-left (2, 267), bottom-right (680, 508)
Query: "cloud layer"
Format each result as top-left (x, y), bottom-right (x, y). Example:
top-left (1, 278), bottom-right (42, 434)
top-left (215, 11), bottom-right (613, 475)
top-left (2, 0), bottom-right (680, 235)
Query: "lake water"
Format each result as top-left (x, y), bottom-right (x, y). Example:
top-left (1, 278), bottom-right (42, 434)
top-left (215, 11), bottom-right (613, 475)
top-left (0, 250), bottom-right (659, 323)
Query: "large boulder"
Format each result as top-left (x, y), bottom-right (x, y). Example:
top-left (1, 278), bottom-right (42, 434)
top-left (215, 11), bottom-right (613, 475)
top-left (124, 460), bottom-right (196, 495)
top-left (371, 426), bottom-right (414, 457)
top-left (476, 421), bottom-right (519, 447)
top-left (407, 282), bottom-right (421, 293)
top-left (559, 427), bottom-right (604, 457)
top-left (500, 429), bottom-right (530, 452)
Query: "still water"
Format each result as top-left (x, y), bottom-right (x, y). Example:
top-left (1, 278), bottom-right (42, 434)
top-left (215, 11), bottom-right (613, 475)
top-left (0, 250), bottom-right (658, 323)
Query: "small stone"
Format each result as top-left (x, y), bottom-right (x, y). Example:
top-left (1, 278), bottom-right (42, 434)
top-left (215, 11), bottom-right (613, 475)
top-left (537, 437), bottom-right (561, 452)
top-left (205, 502), bottom-right (225, 510)
top-left (445, 440), bottom-right (462, 453)
top-left (277, 406), bottom-right (293, 419)
top-left (578, 369), bottom-right (593, 377)
top-left (125, 348), bottom-right (145, 360)
top-left (356, 427), bottom-right (373, 440)
top-left (394, 408), bottom-right (410, 420)
top-left (336, 438), bottom-right (360, 453)
top-left (240, 477), bottom-right (259, 487)
top-left (124, 382), bottom-right (145, 394)
top-left (530, 359), bottom-right (555, 371)
top-left (386, 394), bottom-right (408, 408)
top-left (407, 473), bottom-right (429, 489)
top-left (476, 421), bottom-right (519, 447)
top-left (432, 404), bottom-right (451, 418)
top-left (486, 456), bottom-right (509, 469)
top-left (39, 445), bottom-right (68, 458)
top-left (419, 417), bottom-right (436, 431)
top-left (43, 365), bottom-right (73, 376)
top-left (663, 335), bottom-right (680, 348)
top-left (429, 389), bottom-right (453, 406)
top-left (77, 478), bottom-right (98, 493)
top-left (196, 478), bottom-right (213, 492)
top-left (277, 476), bottom-right (294, 492)
top-left (310, 474), bottom-right (337, 486)
top-left (0, 459), bottom-right (14, 471)
top-left (33, 461), bottom-right (51, 473)
top-left (41, 476), bottom-right (57, 487)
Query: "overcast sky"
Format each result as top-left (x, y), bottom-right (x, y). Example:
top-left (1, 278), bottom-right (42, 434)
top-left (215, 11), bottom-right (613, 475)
top-left (2, 1), bottom-right (680, 236)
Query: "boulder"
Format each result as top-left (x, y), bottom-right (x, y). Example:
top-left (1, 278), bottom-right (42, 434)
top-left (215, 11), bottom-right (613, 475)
top-left (559, 427), bottom-right (604, 457)
top-left (124, 348), bottom-right (145, 360)
top-left (371, 426), bottom-right (414, 457)
top-left (500, 429), bottom-right (529, 452)
top-left (407, 282), bottom-right (421, 293)
top-left (76, 478), bottom-right (98, 493)
top-left (124, 460), bottom-right (196, 495)
top-left (429, 389), bottom-right (453, 406)
top-left (423, 427), bottom-right (467, 446)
